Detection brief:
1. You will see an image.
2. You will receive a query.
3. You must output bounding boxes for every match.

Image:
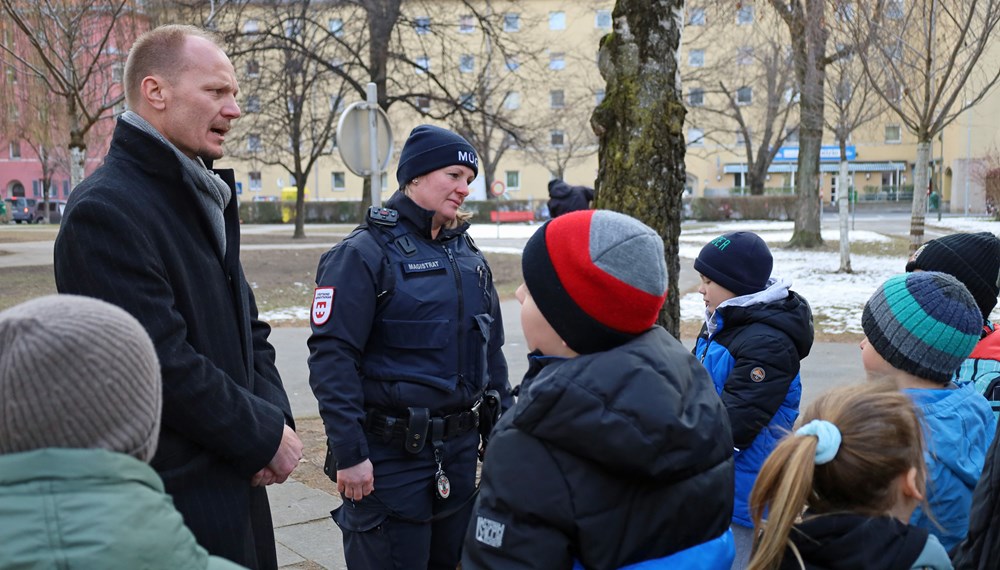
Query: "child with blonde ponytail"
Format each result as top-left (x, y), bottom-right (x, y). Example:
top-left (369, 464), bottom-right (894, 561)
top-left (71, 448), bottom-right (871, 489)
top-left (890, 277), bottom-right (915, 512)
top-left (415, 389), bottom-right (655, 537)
top-left (747, 382), bottom-right (952, 570)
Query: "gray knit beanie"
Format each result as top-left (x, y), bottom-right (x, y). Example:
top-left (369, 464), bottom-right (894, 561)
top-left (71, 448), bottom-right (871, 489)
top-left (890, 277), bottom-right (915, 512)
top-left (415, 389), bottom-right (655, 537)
top-left (862, 272), bottom-right (982, 384)
top-left (0, 295), bottom-right (161, 461)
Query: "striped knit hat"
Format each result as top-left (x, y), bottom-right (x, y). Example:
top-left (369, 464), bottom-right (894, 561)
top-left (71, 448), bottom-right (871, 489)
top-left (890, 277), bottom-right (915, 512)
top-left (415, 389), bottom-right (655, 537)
top-left (0, 295), bottom-right (161, 461)
top-left (862, 272), bottom-right (982, 384)
top-left (522, 210), bottom-right (668, 354)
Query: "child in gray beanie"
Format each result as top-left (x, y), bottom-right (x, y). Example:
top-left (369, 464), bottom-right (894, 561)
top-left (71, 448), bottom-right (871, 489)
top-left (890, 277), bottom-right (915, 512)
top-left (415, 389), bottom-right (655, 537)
top-left (0, 295), bottom-right (244, 569)
top-left (861, 272), bottom-right (997, 552)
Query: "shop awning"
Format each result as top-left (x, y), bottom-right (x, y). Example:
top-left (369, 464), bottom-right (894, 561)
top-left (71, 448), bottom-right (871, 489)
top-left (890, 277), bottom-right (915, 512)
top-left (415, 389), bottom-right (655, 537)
top-left (723, 161), bottom-right (908, 174)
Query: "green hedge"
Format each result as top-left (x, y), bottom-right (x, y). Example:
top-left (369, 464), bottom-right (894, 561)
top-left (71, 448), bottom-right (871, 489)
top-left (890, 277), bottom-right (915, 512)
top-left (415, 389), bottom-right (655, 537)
top-left (240, 199), bottom-right (542, 225)
top-left (688, 195), bottom-right (797, 221)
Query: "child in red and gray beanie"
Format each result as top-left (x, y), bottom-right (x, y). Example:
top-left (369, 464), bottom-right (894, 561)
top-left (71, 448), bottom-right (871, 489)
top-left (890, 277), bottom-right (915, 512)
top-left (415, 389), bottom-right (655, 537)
top-left (463, 210), bottom-right (736, 569)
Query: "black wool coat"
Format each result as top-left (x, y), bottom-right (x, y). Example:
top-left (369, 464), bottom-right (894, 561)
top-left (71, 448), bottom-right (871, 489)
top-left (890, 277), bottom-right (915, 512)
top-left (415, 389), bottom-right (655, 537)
top-left (54, 119), bottom-right (293, 570)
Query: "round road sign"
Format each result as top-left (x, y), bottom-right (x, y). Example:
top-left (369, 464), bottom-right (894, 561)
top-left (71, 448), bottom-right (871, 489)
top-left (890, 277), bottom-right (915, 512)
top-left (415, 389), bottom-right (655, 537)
top-left (490, 180), bottom-right (506, 197)
top-left (337, 102), bottom-right (393, 177)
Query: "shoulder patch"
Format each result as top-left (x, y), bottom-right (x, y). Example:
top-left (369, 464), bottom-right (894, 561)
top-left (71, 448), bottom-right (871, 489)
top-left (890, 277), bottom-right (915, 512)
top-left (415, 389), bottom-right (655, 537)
top-left (474, 515), bottom-right (505, 548)
top-left (750, 367), bottom-right (766, 383)
top-left (312, 287), bottom-right (335, 326)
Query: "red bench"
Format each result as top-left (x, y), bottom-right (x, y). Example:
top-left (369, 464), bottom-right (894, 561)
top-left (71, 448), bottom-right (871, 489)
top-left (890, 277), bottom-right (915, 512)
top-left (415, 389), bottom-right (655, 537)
top-left (490, 211), bottom-right (535, 223)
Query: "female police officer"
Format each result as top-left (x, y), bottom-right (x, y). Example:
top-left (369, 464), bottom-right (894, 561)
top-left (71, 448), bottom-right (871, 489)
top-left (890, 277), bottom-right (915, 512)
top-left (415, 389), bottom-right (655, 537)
top-left (308, 125), bottom-right (512, 570)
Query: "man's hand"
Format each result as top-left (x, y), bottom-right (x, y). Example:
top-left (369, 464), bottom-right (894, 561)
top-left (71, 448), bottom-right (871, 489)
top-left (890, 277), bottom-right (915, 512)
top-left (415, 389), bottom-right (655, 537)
top-left (251, 467), bottom-right (276, 487)
top-left (337, 459), bottom-right (374, 501)
top-left (266, 424), bottom-right (303, 484)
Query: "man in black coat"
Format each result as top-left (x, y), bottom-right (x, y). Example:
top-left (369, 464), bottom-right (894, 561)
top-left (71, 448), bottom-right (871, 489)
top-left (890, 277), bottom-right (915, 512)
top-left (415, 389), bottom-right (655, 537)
top-left (547, 178), bottom-right (594, 218)
top-left (53, 25), bottom-right (301, 570)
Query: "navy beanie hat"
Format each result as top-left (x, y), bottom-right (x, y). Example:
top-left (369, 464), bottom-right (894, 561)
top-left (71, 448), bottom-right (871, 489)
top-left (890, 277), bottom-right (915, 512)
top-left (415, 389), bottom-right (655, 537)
top-left (396, 125), bottom-right (479, 187)
top-left (862, 272), bottom-right (982, 384)
top-left (694, 231), bottom-right (773, 296)
top-left (522, 210), bottom-right (668, 354)
top-left (905, 232), bottom-right (1000, 323)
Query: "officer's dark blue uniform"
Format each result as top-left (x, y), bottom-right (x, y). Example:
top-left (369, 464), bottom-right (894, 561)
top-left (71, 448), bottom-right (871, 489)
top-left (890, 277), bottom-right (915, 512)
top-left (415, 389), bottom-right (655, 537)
top-left (308, 185), bottom-right (511, 569)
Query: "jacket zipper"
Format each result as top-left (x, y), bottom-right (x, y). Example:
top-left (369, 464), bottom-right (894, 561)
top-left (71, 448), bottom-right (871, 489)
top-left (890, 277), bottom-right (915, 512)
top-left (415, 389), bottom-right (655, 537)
top-left (443, 244), bottom-right (465, 384)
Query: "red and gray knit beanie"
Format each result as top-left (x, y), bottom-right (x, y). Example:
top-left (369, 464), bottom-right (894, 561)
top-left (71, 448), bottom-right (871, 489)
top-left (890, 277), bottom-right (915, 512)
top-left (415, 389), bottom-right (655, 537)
top-left (0, 295), bottom-right (161, 462)
top-left (522, 210), bottom-right (668, 354)
top-left (905, 231), bottom-right (1000, 324)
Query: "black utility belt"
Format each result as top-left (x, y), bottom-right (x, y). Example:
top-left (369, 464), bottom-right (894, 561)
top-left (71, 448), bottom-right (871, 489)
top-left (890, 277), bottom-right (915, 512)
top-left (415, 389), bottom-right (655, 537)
top-left (364, 403), bottom-right (481, 454)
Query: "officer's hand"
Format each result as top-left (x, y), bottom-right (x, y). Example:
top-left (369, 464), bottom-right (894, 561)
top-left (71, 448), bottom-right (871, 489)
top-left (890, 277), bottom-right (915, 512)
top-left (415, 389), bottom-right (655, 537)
top-left (267, 424), bottom-right (303, 484)
top-left (337, 459), bottom-right (375, 501)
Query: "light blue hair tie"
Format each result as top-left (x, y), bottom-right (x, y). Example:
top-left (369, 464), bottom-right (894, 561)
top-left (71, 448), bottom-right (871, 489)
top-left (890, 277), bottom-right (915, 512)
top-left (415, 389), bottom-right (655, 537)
top-left (795, 419), bottom-right (842, 465)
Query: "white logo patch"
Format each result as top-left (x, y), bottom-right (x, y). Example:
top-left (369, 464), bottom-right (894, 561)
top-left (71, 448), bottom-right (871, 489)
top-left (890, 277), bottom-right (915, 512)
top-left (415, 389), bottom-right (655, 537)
top-left (311, 287), bottom-right (335, 326)
top-left (475, 515), bottom-right (505, 548)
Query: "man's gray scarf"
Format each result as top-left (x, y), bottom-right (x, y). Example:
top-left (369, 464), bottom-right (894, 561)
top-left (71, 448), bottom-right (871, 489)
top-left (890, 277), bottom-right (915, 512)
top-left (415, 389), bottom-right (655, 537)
top-left (121, 111), bottom-right (231, 258)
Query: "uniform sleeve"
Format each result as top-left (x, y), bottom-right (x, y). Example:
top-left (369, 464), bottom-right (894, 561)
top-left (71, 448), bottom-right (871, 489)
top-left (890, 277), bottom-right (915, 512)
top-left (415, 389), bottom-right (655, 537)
top-left (307, 238), bottom-right (381, 469)
top-left (720, 331), bottom-right (799, 449)
top-left (54, 199), bottom-right (285, 476)
top-left (486, 282), bottom-right (514, 411)
top-left (462, 425), bottom-right (575, 570)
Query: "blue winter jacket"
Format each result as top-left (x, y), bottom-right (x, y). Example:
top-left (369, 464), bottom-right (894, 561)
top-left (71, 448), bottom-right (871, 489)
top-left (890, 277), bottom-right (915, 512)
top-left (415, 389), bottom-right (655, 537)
top-left (905, 383), bottom-right (996, 552)
top-left (694, 278), bottom-right (813, 528)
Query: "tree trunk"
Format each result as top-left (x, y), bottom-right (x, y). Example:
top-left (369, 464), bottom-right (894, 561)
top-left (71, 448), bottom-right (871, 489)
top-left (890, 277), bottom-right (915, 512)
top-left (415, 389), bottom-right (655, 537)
top-left (909, 140), bottom-right (932, 253)
top-left (294, 182), bottom-right (307, 239)
top-left (791, 85), bottom-right (824, 247)
top-left (837, 158), bottom-right (851, 272)
top-left (591, 0), bottom-right (686, 338)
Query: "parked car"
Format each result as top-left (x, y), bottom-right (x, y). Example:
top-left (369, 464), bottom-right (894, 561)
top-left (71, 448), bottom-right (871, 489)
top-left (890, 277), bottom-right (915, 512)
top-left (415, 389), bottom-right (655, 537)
top-left (6, 197), bottom-right (37, 224)
top-left (32, 200), bottom-right (67, 224)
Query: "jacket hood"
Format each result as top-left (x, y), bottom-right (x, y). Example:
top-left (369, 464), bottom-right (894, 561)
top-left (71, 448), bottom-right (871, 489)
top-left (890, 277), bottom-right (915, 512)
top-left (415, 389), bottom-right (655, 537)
top-left (785, 513), bottom-right (927, 570)
top-left (510, 327), bottom-right (732, 481)
top-left (714, 277), bottom-right (813, 359)
top-left (548, 179), bottom-right (572, 198)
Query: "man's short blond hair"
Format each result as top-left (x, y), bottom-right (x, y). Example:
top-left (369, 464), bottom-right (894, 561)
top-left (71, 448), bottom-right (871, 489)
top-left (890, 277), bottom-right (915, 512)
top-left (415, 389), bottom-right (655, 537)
top-left (124, 24), bottom-right (222, 109)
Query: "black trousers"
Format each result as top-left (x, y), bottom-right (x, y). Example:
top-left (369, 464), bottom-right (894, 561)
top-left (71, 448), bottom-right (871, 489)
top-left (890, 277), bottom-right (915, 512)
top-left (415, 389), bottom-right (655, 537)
top-left (332, 430), bottom-right (479, 570)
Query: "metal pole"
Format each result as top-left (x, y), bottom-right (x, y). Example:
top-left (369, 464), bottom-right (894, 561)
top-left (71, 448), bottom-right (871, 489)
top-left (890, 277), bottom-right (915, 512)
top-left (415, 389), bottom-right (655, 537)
top-left (367, 82), bottom-right (381, 208)
top-left (965, 103), bottom-right (972, 217)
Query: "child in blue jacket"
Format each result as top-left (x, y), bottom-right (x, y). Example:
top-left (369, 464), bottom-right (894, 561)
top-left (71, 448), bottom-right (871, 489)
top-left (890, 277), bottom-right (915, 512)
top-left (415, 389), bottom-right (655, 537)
top-left (693, 231), bottom-right (814, 568)
top-left (861, 271), bottom-right (997, 552)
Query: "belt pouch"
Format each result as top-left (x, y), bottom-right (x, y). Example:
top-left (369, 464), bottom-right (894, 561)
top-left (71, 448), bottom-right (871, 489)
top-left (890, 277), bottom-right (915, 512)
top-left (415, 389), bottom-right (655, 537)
top-left (405, 407), bottom-right (430, 454)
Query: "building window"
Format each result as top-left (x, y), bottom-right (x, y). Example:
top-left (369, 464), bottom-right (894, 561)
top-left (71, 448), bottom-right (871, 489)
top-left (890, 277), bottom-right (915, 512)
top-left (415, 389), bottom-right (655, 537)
top-left (784, 87), bottom-right (800, 103)
top-left (246, 60), bottom-right (260, 78)
top-left (595, 89), bottom-right (606, 105)
top-left (689, 7), bottom-right (706, 26)
top-left (550, 90), bottom-right (565, 108)
top-left (416, 96), bottom-right (431, 111)
top-left (737, 5), bottom-right (754, 24)
top-left (550, 130), bottom-right (565, 147)
top-left (460, 93), bottom-right (476, 110)
top-left (330, 95), bottom-right (345, 114)
top-left (688, 49), bottom-right (705, 67)
top-left (245, 95), bottom-right (260, 113)
top-left (596, 9), bottom-right (612, 30)
top-left (332, 171), bottom-right (346, 191)
top-left (885, 125), bottom-right (902, 143)
top-left (835, 81), bottom-right (853, 105)
top-left (505, 56), bottom-right (520, 71)
top-left (459, 54), bottom-right (475, 73)
top-left (248, 134), bottom-right (262, 151)
top-left (284, 18), bottom-right (303, 39)
top-left (415, 56), bottom-right (430, 74)
top-left (886, 0), bottom-right (904, 19)
top-left (504, 13), bottom-right (520, 32)
top-left (506, 170), bottom-right (520, 190)
top-left (112, 62), bottom-right (123, 82)
top-left (243, 19), bottom-right (259, 34)
top-left (688, 88), bottom-right (704, 107)
top-left (329, 18), bottom-right (344, 37)
top-left (549, 11), bottom-right (566, 30)
top-left (459, 15), bottom-right (474, 33)
top-left (688, 128), bottom-right (704, 146)
top-left (249, 171), bottom-right (262, 191)
top-left (415, 16), bottom-right (431, 34)
top-left (736, 130), bottom-right (751, 145)
top-left (836, 2), bottom-right (855, 22)
top-left (736, 46), bottom-right (754, 65)
top-left (504, 91), bottom-right (520, 110)
top-left (10, 140), bottom-right (20, 159)
top-left (736, 86), bottom-right (753, 105)
top-left (549, 52), bottom-right (565, 71)
top-left (785, 127), bottom-right (799, 144)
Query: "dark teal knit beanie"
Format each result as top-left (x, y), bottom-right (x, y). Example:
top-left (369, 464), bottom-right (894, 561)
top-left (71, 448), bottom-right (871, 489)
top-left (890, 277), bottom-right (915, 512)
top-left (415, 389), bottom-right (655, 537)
top-left (862, 272), bottom-right (982, 383)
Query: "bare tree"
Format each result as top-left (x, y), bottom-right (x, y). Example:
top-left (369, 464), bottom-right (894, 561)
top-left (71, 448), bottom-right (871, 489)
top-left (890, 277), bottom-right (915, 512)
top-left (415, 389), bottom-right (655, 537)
top-left (0, 0), bottom-right (145, 189)
top-left (826, 13), bottom-right (886, 272)
top-left (688, 5), bottom-right (800, 196)
top-left (970, 145), bottom-right (1000, 220)
top-left (853, 0), bottom-right (1000, 252)
top-left (525, 89), bottom-right (600, 181)
top-left (592, 0), bottom-right (686, 337)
